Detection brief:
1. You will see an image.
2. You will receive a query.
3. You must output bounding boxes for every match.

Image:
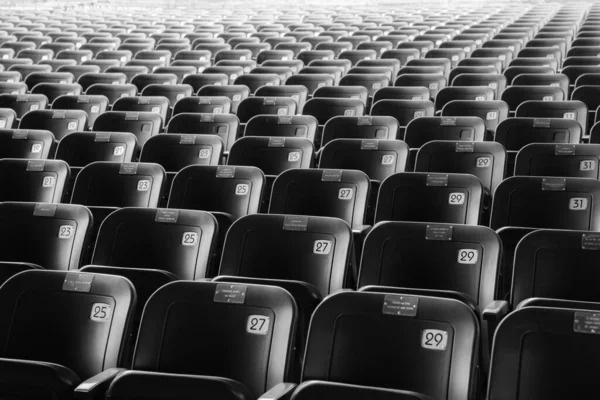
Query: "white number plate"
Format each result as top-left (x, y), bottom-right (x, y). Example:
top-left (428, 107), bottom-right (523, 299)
top-left (421, 329), bottom-right (448, 350)
top-left (67, 122), bottom-right (77, 130)
top-left (457, 249), bottom-right (478, 264)
top-left (113, 146), bottom-right (125, 156)
top-left (182, 232), bottom-right (199, 246)
top-left (235, 184), bottom-right (249, 195)
top-left (90, 303), bottom-right (111, 322)
top-left (313, 240), bottom-right (332, 255)
top-left (137, 180), bottom-right (150, 191)
top-left (476, 157), bottom-right (491, 168)
top-left (42, 176), bottom-right (55, 187)
top-left (58, 225), bottom-right (74, 239)
top-left (449, 192), bottom-right (465, 205)
top-left (246, 315), bottom-right (270, 335)
top-left (288, 151), bottom-right (300, 162)
top-left (570, 197), bottom-right (588, 210)
top-left (198, 149), bottom-right (211, 159)
top-left (338, 188), bottom-right (354, 200)
top-left (580, 160), bottom-right (596, 171)
top-left (31, 144), bottom-right (42, 153)
top-left (381, 155), bottom-right (395, 165)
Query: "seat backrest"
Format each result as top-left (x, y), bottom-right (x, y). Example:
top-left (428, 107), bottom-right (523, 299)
top-left (0, 270), bottom-right (135, 379)
top-left (512, 229), bottom-right (600, 307)
top-left (167, 113), bottom-right (239, 152)
top-left (52, 94), bottom-right (109, 129)
top-left (244, 115), bottom-right (317, 143)
top-left (196, 84), bottom-right (250, 113)
top-left (132, 281), bottom-right (296, 398)
top-left (269, 168), bottom-right (370, 229)
top-left (487, 306), bottom-right (600, 399)
top-left (375, 172), bottom-right (484, 225)
top-left (415, 140), bottom-right (506, 192)
top-left (291, 382), bottom-right (435, 400)
top-left (172, 95), bottom-right (232, 115)
top-left (515, 143), bottom-right (600, 179)
top-left (441, 100), bottom-right (509, 135)
top-left (490, 176), bottom-right (600, 231)
top-left (228, 136), bottom-right (314, 176)
top-left (494, 117), bottom-right (582, 152)
top-left (319, 139), bottom-right (409, 182)
top-left (85, 83), bottom-right (137, 106)
top-left (359, 221), bottom-right (501, 312)
top-left (501, 86), bottom-right (565, 112)
top-left (0, 202), bottom-right (92, 270)
top-left (55, 131), bottom-right (138, 167)
top-left (321, 116), bottom-right (399, 148)
top-left (219, 214), bottom-right (352, 296)
top-left (236, 96), bottom-right (297, 124)
top-left (112, 96), bottom-right (170, 123)
top-left (0, 158), bottom-right (69, 203)
top-left (434, 86), bottom-right (495, 112)
top-left (0, 94), bottom-right (48, 119)
top-left (302, 98), bottom-right (365, 126)
top-left (92, 111), bottom-right (162, 147)
top-left (302, 290), bottom-right (479, 400)
top-left (140, 134), bottom-right (223, 173)
top-left (404, 116), bottom-right (487, 149)
top-left (92, 207), bottom-right (217, 280)
top-left (0, 128), bottom-right (55, 159)
top-left (370, 99), bottom-right (435, 127)
top-left (168, 165), bottom-right (264, 220)
top-left (515, 100), bottom-right (587, 133)
top-left (19, 109), bottom-right (87, 141)
top-left (394, 74), bottom-right (447, 99)
top-left (71, 162), bottom-right (165, 208)
top-left (373, 86), bottom-right (431, 103)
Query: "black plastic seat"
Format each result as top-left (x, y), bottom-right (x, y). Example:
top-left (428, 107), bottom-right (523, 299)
top-left (112, 96), bottom-right (170, 123)
top-left (394, 73), bottom-right (446, 99)
top-left (141, 84), bottom-right (194, 109)
top-left (291, 382), bottom-right (434, 400)
top-left (501, 86), bottom-right (565, 114)
top-left (93, 111), bottom-right (162, 147)
top-left (167, 113), bottom-right (239, 153)
top-left (372, 86), bottom-right (431, 103)
top-left (0, 202), bottom-right (92, 270)
top-left (182, 73), bottom-right (229, 92)
top-left (52, 94), bottom-right (109, 129)
top-left (404, 116), bottom-right (487, 150)
top-left (434, 86), bottom-right (495, 112)
top-left (237, 97), bottom-right (297, 124)
top-left (512, 73), bottom-right (569, 98)
top-left (228, 136), bottom-right (314, 177)
top-left (172, 96), bottom-right (232, 115)
top-left (0, 128), bottom-right (54, 159)
top-left (312, 86), bottom-right (368, 108)
top-left (19, 109), bottom-right (87, 141)
top-left (0, 158), bottom-right (69, 203)
top-left (302, 97), bottom-right (365, 127)
top-left (515, 143), bottom-right (600, 179)
top-left (131, 73), bottom-right (178, 93)
top-left (415, 141), bottom-right (506, 192)
top-left (321, 116), bottom-right (399, 148)
top-left (78, 72), bottom-right (127, 91)
top-left (515, 100), bottom-right (588, 134)
top-left (300, 290), bottom-right (479, 400)
top-left (0, 269), bottom-right (135, 399)
top-left (77, 281), bottom-right (296, 400)
top-left (490, 176), bottom-right (600, 231)
top-left (92, 207), bottom-right (217, 279)
top-left (441, 100), bottom-right (509, 137)
top-left (0, 93), bottom-right (48, 119)
top-left (370, 99), bottom-right (435, 131)
top-left (244, 115), bottom-right (317, 143)
top-left (219, 214), bottom-right (352, 295)
top-left (255, 85), bottom-right (309, 114)
top-left (375, 172), bottom-right (484, 225)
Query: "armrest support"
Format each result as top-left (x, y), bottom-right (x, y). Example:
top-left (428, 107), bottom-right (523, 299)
top-left (483, 300), bottom-right (510, 323)
top-left (74, 368), bottom-right (126, 400)
top-left (0, 358), bottom-right (80, 397)
top-left (259, 383), bottom-right (297, 400)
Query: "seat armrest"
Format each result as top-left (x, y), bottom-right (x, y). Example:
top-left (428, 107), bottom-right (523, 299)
top-left (259, 383), bottom-right (297, 400)
top-left (0, 358), bottom-right (80, 397)
top-left (74, 368), bottom-right (126, 400)
top-left (352, 225), bottom-right (372, 237)
top-left (483, 300), bottom-right (510, 323)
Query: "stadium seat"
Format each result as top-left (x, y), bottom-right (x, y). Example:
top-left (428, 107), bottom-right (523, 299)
top-left (0, 93), bottom-right (48, 120)
top-left (92, 207), bottom-right (217, 279)
top-left (85, 83), bottom-right (138, 106)
top-left (0, 128), bottom-right (54, 159)
top-left (52, 94), bottom-right (109, 129)
top-left (196, 84), bottom-right (250, 114)
top-left (0, 202), bottom-right (92, 270)
top-left (112, 95), bottom-right (170, 123)
top-left (290, 382), bottom-right (435, 400)
top-left (167, 113), bottom-right (239, 153)
top-left (93, 111), bottom-right (162, 147)
top-left (19, 109), bottom-right (86, 141)
top-left (0, 269), bottom-right (135, 398)
top-left (172, 96), bottom-right (232, 115)
top-left (0, 158), bottom-right (69, 203)
top-left (490, 176), bottom-right (600, 231)
top-left (244, 115), bottom-right (317, 143)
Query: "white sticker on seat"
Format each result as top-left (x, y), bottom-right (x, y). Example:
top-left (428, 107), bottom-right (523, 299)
top-left (90, 303), bottom-right (111, 322)
top-left (570, 197), bottom-right (588, 210)
top-left (564, 112), bottom-right (575, 119)
top-left (449, 192), bottom-right (465, 205)
top-left (31, 144), bottom-right (42, 153)
top-left (486, 111), bottom-right (497, 120)
top-left (338, 188), bottom-right (354, 200)
top-left (476, 157), bottom-right (491, 167)
top-left (235, 183), bottom-right (249, 195)
top-left (113, 146), bottom-right (125, 156)
top-left (422, 329), bottom-right (448, 350)
top-left (58, 225), bottom-right (74, 239)
top-left (137, 180), bottom-right (150, 191)
top-left (42, 176), bottom-right (55, 187)
top-left (181, 232), bottom-right (199, 246)
top-left (288, 151), bottom-right (300, 162)
top-left (381, 155), bottom-right (395, 165)
top-left (580, 160), bottom-right (596, 171)
top-left (67, 122), bottom-right (77, 130)
top-left (198, 149), bottom-right (211, 159)
top-left (313, 239), bottom-right (332, 254)
top-left (457, 249), bottom-right (478, 264)
top-left (246, 315), bottom-right (270, 335)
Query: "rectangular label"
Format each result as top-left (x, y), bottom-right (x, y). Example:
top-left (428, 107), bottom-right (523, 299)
top-left (361, 140), bottom-right (379, 150)
top-left (155, 209), bottom-right (179, 223)
top-left (268, 137), bottom-right (286, 147)
top-left (574, 312), bottom-right (600, 335)
top-left (458, 249), bottom-right (478, 264)
top-left (582, 233), bottom-right (600, 250)
top-left (421, 329), bottom-right (448, 350)
top-left (425, 224), bottom-right (453, 241)
top-left (555, 144), bottom-right (575, 156)
top-left (322, 170), bottom-right (343, 182)
top-left (440, 117), bottom-right (457, 126)
top-left (313, 239), bottom-right (332, 254)
top-left (179, 134), bottom-right (196, 145)
top-left (426, 174), bottom-right (449, 186)
top-left (62, 273), bottom-right (94, 292)
top-left (382, 294), bottom-right (419, 317)
top-left (94, 132), bottom-right (111, 142)
top-left (580, 160), bottom-right (596, 171)
top-left (33, 203), bottom-right (58, 217)
top-left (278, 116), bottom-right (292, 124)
top-left (11, 131), bottom-right (28, 139)
top-left (283, 215), bottom-right (309, 231)
top-left (455, 142), bottom-right (474, 153)
top-left (533, 118), bottom-right (551, 128)
top-left (216, 166), bottom-right (235, 178)
top-left (90, 303), bottom-right (111, 322)
top-left (246, 315), bottom-right (270, 335)
top-left (541, 178), bottom-right (566, 191)
top-left (356, 117), bottom-right (372, 126)
top-left (200, 114), bottom-right (215, 122)
top-left (26, 160), bottom-right (45, 172)
top-left (214, 284), bottom-right (247, 304)
top-left (119, 163), bottom-right (138, 175)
